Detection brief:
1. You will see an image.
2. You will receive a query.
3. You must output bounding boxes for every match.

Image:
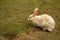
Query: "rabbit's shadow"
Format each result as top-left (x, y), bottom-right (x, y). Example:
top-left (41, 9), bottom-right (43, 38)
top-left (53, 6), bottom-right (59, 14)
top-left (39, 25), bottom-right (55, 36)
top-left (27, 23), bottom-right (51, 32)
top-left (27, 23), bottom-right (43, 31)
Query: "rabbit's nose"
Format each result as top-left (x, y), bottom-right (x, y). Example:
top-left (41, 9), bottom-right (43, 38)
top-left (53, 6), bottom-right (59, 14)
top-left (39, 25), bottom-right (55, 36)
top-left (28, 19), bottom-right (32, 22)
top-left (28, 18), bottom-right (31, 21)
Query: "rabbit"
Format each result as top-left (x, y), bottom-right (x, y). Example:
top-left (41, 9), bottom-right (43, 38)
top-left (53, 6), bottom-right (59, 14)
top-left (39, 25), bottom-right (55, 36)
top-left (28, 8), bottom-right (55, 32)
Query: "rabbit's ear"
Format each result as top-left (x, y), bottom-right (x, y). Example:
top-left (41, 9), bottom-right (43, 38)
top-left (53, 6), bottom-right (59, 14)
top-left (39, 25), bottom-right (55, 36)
top-left (33, 8), bottom-right (38, 16)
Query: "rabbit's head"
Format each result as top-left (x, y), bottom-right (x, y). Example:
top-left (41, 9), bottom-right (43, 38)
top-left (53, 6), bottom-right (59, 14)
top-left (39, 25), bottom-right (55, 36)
top-left (28, 8), bottom-right (38, 22)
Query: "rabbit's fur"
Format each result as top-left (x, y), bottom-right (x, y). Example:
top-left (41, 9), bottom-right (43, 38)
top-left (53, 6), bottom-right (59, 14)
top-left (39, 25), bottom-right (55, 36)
top-left (28, 8), bottom-right (55, 32)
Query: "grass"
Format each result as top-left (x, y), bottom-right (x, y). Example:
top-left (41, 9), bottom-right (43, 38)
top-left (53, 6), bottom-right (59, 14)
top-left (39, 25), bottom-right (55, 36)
top-left (0, 0), bottom-right (60, 40)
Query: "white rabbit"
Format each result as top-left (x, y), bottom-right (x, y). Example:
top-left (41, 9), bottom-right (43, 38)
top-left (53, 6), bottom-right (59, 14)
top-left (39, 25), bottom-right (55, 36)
top-left (28, 8), bottom-right (55, 32)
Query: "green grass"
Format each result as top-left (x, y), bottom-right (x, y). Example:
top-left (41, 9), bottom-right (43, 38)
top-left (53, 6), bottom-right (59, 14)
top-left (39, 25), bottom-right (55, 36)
top-left (0, 0), bottom-right (60, 40)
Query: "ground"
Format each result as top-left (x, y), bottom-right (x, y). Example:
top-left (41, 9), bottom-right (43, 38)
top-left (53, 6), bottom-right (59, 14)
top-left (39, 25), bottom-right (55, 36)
top-left (0, 0), bottom-right (60, 40)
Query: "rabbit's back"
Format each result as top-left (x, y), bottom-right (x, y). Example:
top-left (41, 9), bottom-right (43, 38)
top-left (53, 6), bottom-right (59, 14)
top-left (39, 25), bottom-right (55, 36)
top-left (36, 14), bottom-right (55, 29)
top-left (37, 14), bottom-right (55, 24)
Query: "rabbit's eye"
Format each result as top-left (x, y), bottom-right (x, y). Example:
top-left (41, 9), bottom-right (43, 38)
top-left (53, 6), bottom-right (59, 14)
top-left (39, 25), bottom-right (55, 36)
top-left (29, 17), bottom-right (31, 18)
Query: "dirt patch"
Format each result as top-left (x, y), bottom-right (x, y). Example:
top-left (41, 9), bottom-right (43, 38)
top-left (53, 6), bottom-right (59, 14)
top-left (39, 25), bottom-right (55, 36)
top-left (14, 27), bottom-right (59, 40)
top-left (2, 32), bottom-right (16, 40)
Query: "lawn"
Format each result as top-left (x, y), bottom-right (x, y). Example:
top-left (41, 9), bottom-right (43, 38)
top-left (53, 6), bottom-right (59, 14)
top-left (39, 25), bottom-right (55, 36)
top-left (0, 0), bottom-right (60, 40)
